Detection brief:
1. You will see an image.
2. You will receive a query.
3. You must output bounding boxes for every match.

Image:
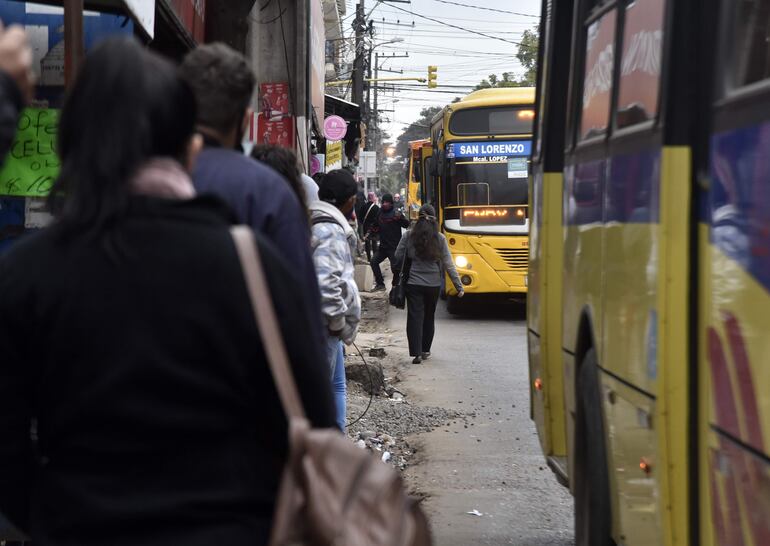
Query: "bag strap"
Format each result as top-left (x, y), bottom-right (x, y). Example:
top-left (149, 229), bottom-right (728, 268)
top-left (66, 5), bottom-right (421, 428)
top-left (230, 225), bottom-right (307, 421)
top-left (362, 202), bottom-right (376, 225)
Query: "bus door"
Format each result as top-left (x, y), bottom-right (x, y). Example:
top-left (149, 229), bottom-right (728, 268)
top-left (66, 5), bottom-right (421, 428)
top-left (699, 2), bottom-right (770, 543)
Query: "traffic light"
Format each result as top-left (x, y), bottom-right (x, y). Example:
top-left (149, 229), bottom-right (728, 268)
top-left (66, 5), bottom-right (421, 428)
top-left (427, 65), bottom-right (438, 89)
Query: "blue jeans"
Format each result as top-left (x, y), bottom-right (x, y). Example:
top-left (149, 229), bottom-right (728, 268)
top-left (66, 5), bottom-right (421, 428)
top-left (326, 336), bottom-right (347, 430)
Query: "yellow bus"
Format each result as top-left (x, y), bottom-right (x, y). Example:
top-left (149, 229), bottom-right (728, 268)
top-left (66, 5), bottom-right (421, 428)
top-left (529, 0), bottom-right (770, 544)
top-left (428, 87), bottom-right (535, 311)
top-left (406, 139), bottom-right (431, 220)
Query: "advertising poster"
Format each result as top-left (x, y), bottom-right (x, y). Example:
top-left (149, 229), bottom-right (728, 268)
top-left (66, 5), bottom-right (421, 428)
top-left (260, 82), bottom-right (290, 120)
top-left (0, 108), bottom-right (59, 197)
top-left (257, 115), bottom-right (295, 148)
top-left (325, 141), bottom-right (343, 171)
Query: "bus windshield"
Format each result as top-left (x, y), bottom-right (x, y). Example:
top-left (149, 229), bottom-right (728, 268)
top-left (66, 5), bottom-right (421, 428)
top-left (444, 139), bottom-right (532, 207)
top-left (445, 158), bottom-right (528, 207)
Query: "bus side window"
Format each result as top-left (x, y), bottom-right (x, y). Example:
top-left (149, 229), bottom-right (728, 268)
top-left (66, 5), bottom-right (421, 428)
top-left (616, 0), bottom-right (667, 128)
top-left (579, 8), bottom-right (618, 141)
top-left (725, 0), bottom-right (770, 89)
top-left (424, 158), bottom-right (435, 207)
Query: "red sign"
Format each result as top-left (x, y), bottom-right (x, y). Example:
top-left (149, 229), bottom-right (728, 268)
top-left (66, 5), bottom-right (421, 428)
top-left (169, 0), bottom-right (206, 43)
top-left (260, 82), bottom-right (291, 120)
top-left (256, 115), bottom-right (295, 148)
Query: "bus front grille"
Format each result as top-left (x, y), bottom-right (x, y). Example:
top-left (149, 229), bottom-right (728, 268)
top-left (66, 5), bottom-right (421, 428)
top-left (496, 248), bottom-right (528, 270)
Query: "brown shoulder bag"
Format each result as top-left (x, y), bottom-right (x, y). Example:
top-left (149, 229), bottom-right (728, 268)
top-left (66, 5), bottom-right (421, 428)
top-left (230, 226), bottom-right (432, 546)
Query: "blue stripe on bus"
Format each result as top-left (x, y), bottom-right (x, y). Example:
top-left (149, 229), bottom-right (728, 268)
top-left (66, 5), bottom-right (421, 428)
top-left (564, 148), bottom-right (661, 226)
top-left (710, 122), bottom-right (770, 293)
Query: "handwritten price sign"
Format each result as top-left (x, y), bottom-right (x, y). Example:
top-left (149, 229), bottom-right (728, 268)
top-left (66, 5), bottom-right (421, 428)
top-left (0, 108), bottom-right (60, 197)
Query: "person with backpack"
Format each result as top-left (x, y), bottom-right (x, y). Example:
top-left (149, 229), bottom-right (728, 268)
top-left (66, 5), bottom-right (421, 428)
top-left (395, 204), bottom-right (464, 364)
top-left (369, 193), bottom-right (409, 290)
top-left (308, 170), bottom-right (362, 430)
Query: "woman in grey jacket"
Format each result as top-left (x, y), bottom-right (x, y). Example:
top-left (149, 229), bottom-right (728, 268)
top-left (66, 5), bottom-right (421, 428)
top-left (395, 204), bottom-right (464, 364)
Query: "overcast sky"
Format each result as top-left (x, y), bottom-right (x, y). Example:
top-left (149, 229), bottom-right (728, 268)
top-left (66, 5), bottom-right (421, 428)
top-left (342, 0), bottom-right (542, 147)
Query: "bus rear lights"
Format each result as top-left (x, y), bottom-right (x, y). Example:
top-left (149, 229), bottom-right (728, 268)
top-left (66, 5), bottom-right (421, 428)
top-left (449, 238), bottom-right (456, 246)
top-left (639, 458), bottom-right (652, 476)
top-left (515, 208), bottom-right (526, 218)
top-left (461, 275), bottom-right (472, 286)
top-left (518, 109), bottom-right (535, 120)
top-left (534, 378), bottom-right (543, 391)
top-left (455, 255), bottom-right (469, 268)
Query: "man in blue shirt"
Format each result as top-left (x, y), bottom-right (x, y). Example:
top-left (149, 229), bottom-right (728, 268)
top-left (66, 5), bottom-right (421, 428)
top-left (179, 43), bottom-right (325, 351)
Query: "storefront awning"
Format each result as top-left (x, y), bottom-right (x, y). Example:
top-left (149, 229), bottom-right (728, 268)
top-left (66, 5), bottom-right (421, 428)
top-left (325, 94), bottom-right (360, 121)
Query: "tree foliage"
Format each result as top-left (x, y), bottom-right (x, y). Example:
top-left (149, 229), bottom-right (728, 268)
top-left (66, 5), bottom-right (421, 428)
top-left (473, 72), bottom-right (521, 90)
top-left (473, 26), bottom-right (539, 90)
top-left (395, 106), bottom-right (442, 158)
top-left (516, 27), bottom-right (539, 87)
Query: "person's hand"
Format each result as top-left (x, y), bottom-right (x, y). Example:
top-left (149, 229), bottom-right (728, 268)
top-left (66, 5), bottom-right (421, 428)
top-left (457, 290), bottom-right (465, 298)
top-left (0, 23), bottom-right (34, 103)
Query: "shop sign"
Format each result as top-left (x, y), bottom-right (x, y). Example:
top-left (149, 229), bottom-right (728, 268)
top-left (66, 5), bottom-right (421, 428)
top-left (325, 141), bottom-right (343, 170)
top-left (169, 0), bottom-right (206, 43)
top-left (324, 115), bottom-right (347, 141)
top-left (0, 109), bottom-right (59, 198)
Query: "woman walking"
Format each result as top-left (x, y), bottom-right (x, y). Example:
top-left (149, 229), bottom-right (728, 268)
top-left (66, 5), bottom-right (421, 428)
top-left (395, 204), bottom-right (464, 364)
top-left (0, 38), bottom-right (335, 546)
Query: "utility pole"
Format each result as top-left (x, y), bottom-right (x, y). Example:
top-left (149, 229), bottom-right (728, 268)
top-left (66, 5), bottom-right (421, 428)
top-left (373, 52), bottom-right (379, 172)
top-left (365, 31), bottom-right (373, 133)
top-left (352, 2), bottom-right (366, 127)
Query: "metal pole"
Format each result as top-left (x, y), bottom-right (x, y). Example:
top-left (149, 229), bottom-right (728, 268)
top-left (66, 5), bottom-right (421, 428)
top-left (63, 0), bottom-right (84, 87)
top-left (373, 52), bottom-right (379, 182)
top-left (352, 2), bottom-right (365, 125)
top-left (365, 29), bottom-right (373, 141)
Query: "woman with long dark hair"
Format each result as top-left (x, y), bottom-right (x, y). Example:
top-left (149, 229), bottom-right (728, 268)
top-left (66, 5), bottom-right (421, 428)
top-left (395, 204), bottom-right (464, 363)
top-left (0, 37), bottom-right (334, 546)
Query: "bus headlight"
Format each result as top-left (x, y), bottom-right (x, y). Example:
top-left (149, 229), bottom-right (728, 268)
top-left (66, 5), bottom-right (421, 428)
top-left (455, 255), bottom-right (469, 268)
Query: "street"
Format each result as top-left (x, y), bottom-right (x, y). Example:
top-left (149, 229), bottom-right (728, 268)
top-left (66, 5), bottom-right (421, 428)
top-left (385, 300), bottom-right (574, 545)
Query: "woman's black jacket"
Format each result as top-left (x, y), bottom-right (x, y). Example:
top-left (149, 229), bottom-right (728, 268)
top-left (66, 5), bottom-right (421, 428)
top-left (0, 195), bottom-right (336, 546)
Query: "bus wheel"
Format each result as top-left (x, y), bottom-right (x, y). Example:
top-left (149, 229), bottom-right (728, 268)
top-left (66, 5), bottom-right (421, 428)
top-left (446, 295), bottom-right (462, 315)
top-left (574, 348), bottom-right (613, 546)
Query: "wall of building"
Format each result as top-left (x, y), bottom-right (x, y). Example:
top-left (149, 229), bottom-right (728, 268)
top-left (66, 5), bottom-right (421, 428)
top-left (245, 0), bottom-right (319, 170)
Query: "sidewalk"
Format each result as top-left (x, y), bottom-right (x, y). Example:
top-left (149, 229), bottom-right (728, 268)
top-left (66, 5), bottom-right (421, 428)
top-left (344, 262), bottom-right (462, 478)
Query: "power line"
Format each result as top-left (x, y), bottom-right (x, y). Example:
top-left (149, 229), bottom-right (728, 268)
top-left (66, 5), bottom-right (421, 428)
top-left (375, 1), bottom-right (531, 48)
top-left (374, 6), bottom-right (534, 25)
top-left (428, 0), bottom-right (539, 17)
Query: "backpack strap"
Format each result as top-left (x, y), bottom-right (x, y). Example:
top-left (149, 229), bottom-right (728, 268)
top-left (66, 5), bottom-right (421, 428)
top-left (311, 216), bottom-right (343, 228)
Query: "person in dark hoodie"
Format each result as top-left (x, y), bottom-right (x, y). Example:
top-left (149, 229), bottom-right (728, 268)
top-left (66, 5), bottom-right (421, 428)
top-left (368, 193), bottom-right (409, 290)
